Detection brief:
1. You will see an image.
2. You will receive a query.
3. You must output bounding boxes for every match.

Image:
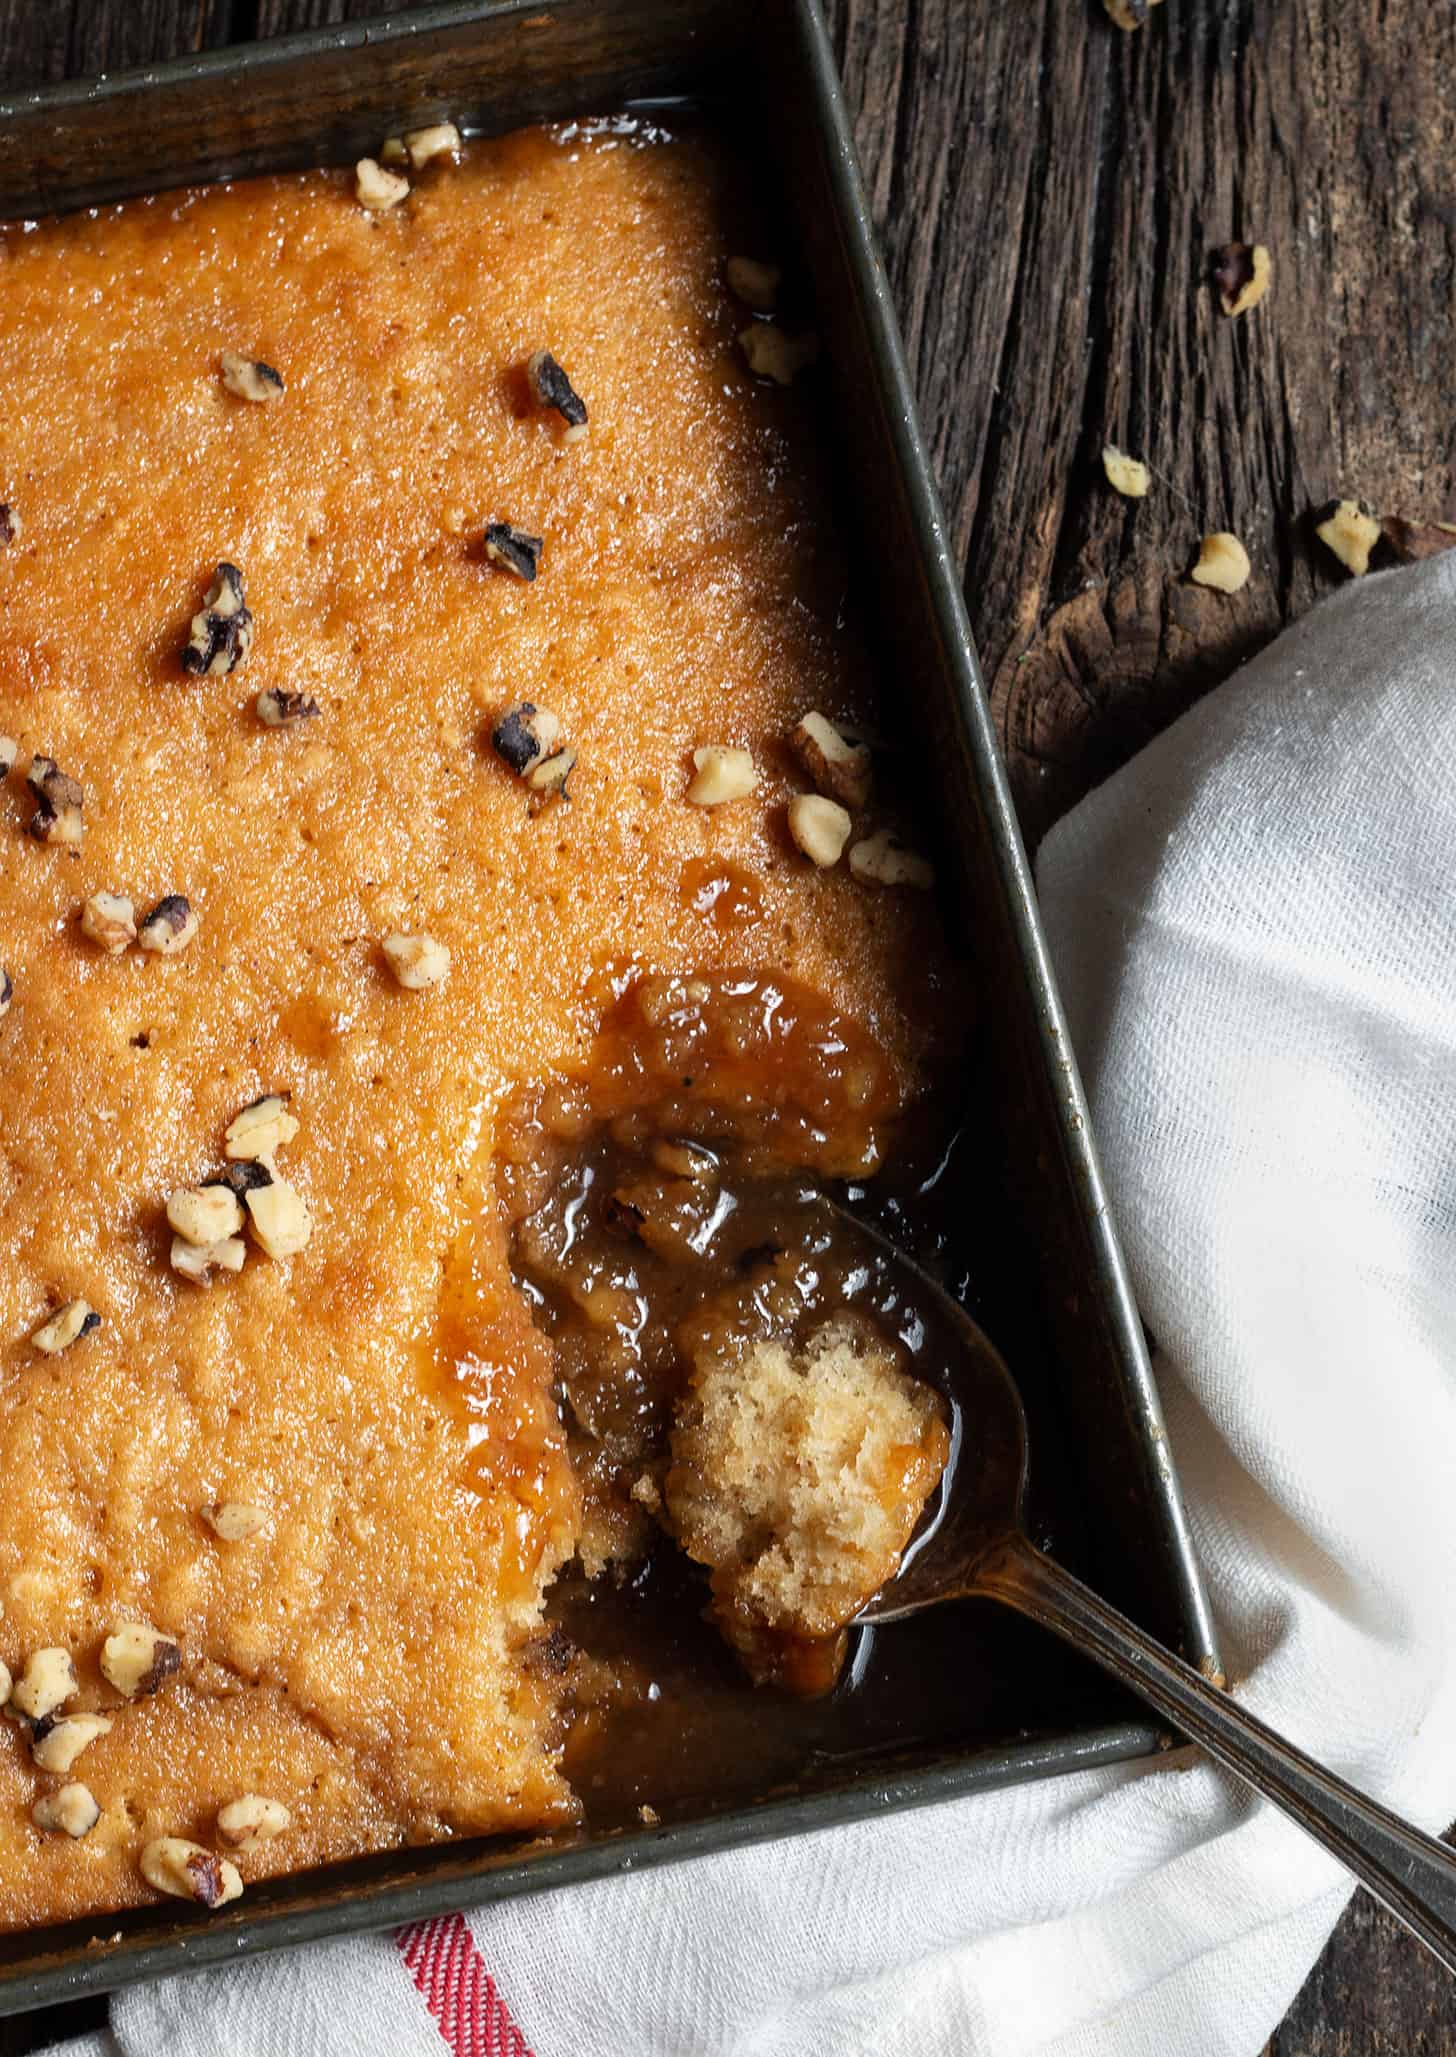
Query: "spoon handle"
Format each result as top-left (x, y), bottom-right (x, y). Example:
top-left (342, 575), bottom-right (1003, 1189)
top-left (976, 1531), bottom-right (1456, 1973)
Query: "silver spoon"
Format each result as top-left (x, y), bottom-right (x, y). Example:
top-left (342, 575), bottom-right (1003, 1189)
top-left (837, 1204), bottom-right (1456, 1974)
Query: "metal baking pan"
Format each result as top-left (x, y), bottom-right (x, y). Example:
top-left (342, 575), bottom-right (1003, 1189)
top-left (0, 0), bottom-right (1219, 2015)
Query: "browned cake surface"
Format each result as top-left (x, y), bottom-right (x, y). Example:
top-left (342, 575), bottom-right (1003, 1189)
top-left (0, 121), bottom-right (956, 1929)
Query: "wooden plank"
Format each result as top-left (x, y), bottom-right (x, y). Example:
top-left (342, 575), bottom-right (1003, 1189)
top-left (0, 0), bottom-right (238, 86)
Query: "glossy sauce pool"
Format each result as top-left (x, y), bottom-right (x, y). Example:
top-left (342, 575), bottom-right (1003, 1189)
top-left (469, 969), bottom-right (985, 1820)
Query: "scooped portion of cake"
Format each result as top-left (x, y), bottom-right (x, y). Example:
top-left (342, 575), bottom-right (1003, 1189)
top-left (665, 1310), bottom-right (950, 1693)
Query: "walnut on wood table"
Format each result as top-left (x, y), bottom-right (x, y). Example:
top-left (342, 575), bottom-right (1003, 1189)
top-left (0, 2), bottom-right (1452, 2053)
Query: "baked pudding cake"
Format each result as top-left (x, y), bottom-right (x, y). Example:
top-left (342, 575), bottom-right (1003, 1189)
top-left (0, 116), bottom-right (961, 1929)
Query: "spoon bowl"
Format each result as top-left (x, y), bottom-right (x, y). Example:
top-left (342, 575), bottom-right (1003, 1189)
top-left (824, 1197), bottom-right (1456, 1977)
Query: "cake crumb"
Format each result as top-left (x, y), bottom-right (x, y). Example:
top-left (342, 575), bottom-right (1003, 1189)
top-left (665, 1311), bottom-right (950, 1681)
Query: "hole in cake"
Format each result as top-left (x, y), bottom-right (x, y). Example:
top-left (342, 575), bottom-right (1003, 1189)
top-left (485, 968), bottom-right (955, 1708)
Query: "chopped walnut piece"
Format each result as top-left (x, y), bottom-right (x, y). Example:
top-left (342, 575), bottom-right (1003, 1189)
top-left (1190, 532), bottom-right (1252, 594)
top-left (32, 1712), bottom-right (111, 1774)
top-left (788, 794), bottom-right (853, 868)
top-left (138, 895), bottom-right (198, 956)
top-left (244, 1175), bottom-right (313, 1260)
top-left (483, 522), bottom-right (543, 580)
top-left (220, 350), bottom-right (285, 403)
top-left (167, 1185), bottom-right (245, 1248)
top-left (256, 687), bottom-right (321, 728)
top-left (1213, 241), bottom-right (1272, 317)
top-left (526, 746), bottom-right (577, 808)
top-left (11, 1649), bottom-right (77, 1721)
top-left (0, 734), bottom-right (16, 776)
top-left (81, 890), bottom-right (136, 956)
top-left (526, 349), bottom-right (588, 439)
top-left (404, 122), bottom-right (462, 167)
top-left (1102, 445), bottom-right (1150, 498)
top-left (170, 1234), bottom-right (247, 1286)
top-left (0, 503), bottom-right (19, 546)
top-left (140, 1837), bottom-right (244, 1909)
top-left (217, 1794), bottom-right (292, 1848)
top-left (101, 1622), bottom-right (181, 1700)
top-left (182, 562), bottom-right (254, 677)
top-left (225, 1094), bottom-right (298, 1163)
top-left (849, 831), bottom-right (935, 891)
top-left (638, 1803), bottom-right (660, 1827)
top-left (202, 1500), bottom-right (269, 1543)
top-left (687, 745), bottom-right (758, 807)
top-left (725, 256), bottom-right (781, 312)
top-left (382, 931), bottom-right (452, 990)
top-left (27, 756), bottom-right (85, 846)
top-left (738, 324), bottom-right (819, 385)
top-left (355, 157), bottom-right (410, 211)
top-left (1316, 498), bottom-right (1381, 578)
top-left (1104, 0), bottom-right (1164, 26)
top-left (31, 1299), bottom-right (100, 1356)
top-left (380, 136), bottom-right (409, 167)
top-left (32, 1782), bottom-right (100, 1839)
top-left (0, 1656), bottom-right (10, 1703)
top-left (491, 701), bottom-right (562, 775)
top-left (788, 711), bottom-right (872, 810)
top-left (0, 968), bottom-right (11, 1018)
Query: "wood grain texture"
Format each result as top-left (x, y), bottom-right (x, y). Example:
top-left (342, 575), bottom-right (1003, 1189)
top-left (0, 1), bottom-right (1451, 2050)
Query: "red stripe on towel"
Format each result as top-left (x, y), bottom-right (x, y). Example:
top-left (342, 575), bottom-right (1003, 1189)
top-left (396, 1913), bottom-right (535, 2057)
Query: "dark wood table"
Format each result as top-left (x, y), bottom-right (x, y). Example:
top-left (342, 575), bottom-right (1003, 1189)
top-left (1, 2), bottom-right (1450, 2050)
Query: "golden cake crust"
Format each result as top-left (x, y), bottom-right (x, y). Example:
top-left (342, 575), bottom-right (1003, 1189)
top-left (0, 123), bottom-right (955, 1927)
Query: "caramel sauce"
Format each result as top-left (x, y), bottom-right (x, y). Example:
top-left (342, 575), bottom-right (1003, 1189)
top-left (680, 856), bottom-right (767, 929)
top-left (483, 968), bottom-right (977, 1797)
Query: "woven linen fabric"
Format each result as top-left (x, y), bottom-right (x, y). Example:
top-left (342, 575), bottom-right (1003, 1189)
top-left (46, 557), bottom-right (1456, 2055)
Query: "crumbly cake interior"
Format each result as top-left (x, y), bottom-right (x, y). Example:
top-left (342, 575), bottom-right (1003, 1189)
top-left (667, 1312), bottom-right (951, 1688)
top-left (0, 120), bottom-right (959, 1931)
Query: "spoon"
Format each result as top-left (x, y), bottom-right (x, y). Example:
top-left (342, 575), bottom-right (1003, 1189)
top-left (836, 1204), bottom-right (1456, 1974)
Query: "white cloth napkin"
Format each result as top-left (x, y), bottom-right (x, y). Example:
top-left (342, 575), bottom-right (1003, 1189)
top-left (48, 555), bottom-right (1456, 2056)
